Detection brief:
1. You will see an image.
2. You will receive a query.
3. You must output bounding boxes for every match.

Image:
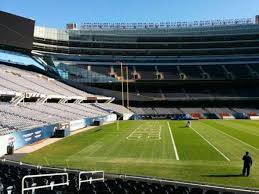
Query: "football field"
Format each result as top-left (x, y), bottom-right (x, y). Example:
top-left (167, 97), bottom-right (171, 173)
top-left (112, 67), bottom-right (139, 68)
top-left (22, 120), bottom-right (259, 188)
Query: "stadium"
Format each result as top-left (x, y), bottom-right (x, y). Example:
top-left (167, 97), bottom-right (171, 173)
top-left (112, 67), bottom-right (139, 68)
top-left (0, 7), bottom-right (259, 194)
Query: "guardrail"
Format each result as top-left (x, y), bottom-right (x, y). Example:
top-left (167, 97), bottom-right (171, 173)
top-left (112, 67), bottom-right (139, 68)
top-left (1, 158), bottom-right (259, 194)
top-left (80, 18), bottom-right (254, 30)
top-left (119, 175), bottom-right (259, 194)
top-left (21, 173), bottom-right (69, 194)
top-left (79, 171), bottom-right (104, 190)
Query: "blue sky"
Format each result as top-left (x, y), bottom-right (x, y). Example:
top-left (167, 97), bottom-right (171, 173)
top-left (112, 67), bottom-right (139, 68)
top-left (1, 0), bottom-right (259, 28)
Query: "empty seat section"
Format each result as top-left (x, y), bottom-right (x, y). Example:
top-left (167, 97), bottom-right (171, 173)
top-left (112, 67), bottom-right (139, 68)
top-left (91, 65), bottom-right (111, 76)
top-left (179, 65), bottom-right (202, 79)
top-left (96, 103), bottom-right (133, 114)
top-left (138, 87), bottom-right (162, 98)
top-left (135, 66), bottom-right (156, 80)
top-left (225, 64), bottom-right (252, 79)
top-left (248, 64), bottom-right (259, 74)
top-left (163, 88), bottom-right (187, 98)
top-left (157, 65), bottom-right (179, 80)
top-left (0, 64), bottom-right (100, 97)
top-left (202, 65), bottom-right (226, 79)
top-left (185, 88), bottom-right (211, 98)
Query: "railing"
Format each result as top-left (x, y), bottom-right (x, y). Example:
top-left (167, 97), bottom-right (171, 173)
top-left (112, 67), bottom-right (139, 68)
top-left (21, 173), bottom-right (69, 194)
top-left (80, 18), bottom-right (254, 30)
top-left (119, 175), bottom-right (259, 194)
top-left (1, 159), bottom-right (105, 193)
top-left (1, 158), bottom-right (259, 194)
top-left (78, 171), bottom-right (104, 190)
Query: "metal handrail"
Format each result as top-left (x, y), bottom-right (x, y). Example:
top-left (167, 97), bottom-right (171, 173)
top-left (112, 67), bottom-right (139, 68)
top-left (21, 173), bottom-right (69, 194)
top-left (78, 171), bottom-right (104, 190)
top-left (124, 175), bottom-right (259, 194)
top-left (2, 158), bottom-right (259, 193)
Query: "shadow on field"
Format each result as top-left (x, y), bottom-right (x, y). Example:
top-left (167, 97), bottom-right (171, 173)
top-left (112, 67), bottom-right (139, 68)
top-left (94, 128), bottom-right (103, 132)
top-left (203, 174), bottom-right (243, 178)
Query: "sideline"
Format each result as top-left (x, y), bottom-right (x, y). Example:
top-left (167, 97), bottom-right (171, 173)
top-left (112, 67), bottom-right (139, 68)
top-left (167, 122), bottom-right (180, 161)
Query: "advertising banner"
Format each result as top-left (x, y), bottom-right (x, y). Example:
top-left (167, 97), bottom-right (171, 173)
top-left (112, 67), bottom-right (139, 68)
top-left (0, 124), bottom-right (57, 156)
top-left (12, 124), bottom-right (56, 150)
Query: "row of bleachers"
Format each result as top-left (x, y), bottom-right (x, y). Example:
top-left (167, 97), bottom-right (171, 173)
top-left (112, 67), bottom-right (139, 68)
top-left (58, 64), bottom-right (117, 84)
top-left (132, 86), bottom-right (259, 99)
top-left (87, 64), bottom-right (257, 81)
top-left (232, 108), bottom-right (259, 114)
top-left (0, 102), bottom-right (123, 136)
top-left (205, 107), bottom-right (234, 114)
top-left (142, 107), bottom-right (157, 114)
top-left (0, 64), bottom-right (95, 97)
top-left (0, 111), bottom-right (45, 135)
top-left (96, 103), bottom-right (133, 114)
top-left (157, 65), bottom-right (179, 80)
top-left (131, 107), bottom-right (183, 114)
top-left (90, 65), bottom-right (110, 75)
top-left (155, 107), bottom-right (182, 114)
top-left (225, 64), bottom-right (252, 79)
top-left (131, 107), bottom-right (259, 116)
top-left (185, 88), bottom-right (212, 98)
top-left (139, 87), bottom-right (163, 98)
top-left (135, 66), bottom-right (156, 80)
top-left (0, 126), bottom-right (16, 136)
top-left (0, 160), bottom-right (242, 194)
top-left (202, 65), bottom-right (226, 79)
top-left (154, 107), bottom-right (172, 114)
top-left (178, 65), bottom-right (203, 79)
top-left (130, 107), bottom-right (146, 114)
top-left (180, 108), bottom-right (207, 114)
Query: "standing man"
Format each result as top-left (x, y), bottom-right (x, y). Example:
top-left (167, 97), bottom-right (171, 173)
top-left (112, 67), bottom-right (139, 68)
top-left (242, 152), bottom-right (253, 176)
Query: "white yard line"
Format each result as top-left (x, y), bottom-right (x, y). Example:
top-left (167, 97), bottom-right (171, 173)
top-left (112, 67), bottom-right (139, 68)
top-left (202, 122), bottom-right (259, 152)
top-left (167, 122), bottom-right (180, 161)
top-left (127, 123), bottom-right (161, 141)
top-left (189, 126), bottom-right (230, 161)
top-left (147, 126), bottom-right (162, 140)
top-left (126, 124), bottom-right (144, 140)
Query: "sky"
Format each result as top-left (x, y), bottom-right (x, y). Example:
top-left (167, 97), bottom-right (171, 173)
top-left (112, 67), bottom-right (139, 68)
top-left (1, 0), bottom-right (259, 28)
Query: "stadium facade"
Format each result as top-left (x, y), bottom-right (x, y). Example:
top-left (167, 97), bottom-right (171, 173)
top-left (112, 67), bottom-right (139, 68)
top-left (1, 11), bottom-right (259, 193)
top-left (31, 17), bottom-right (259, 117)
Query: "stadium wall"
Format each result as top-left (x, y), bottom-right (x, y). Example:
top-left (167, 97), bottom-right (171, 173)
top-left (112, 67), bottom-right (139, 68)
top-left (0, 124), bottom-right (56, 156)
top-left (0, 114), bottom-right (117, 156)
top-left (70, 114), bottom-right (117, 131)
top-left (70, 119), bottom-right (92, 131)
top-left (250, 116), bottom-right (259, 120)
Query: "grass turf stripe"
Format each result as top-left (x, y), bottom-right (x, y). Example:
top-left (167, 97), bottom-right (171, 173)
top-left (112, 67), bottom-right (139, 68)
top-left (189, 126), bottom-right (230, 162)
top-left (202, 122), bottom-right (259, 152)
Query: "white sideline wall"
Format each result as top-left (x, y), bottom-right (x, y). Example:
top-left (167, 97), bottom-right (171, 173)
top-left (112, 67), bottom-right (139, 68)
top-left (105, 114), bottom-right (117, 122)
top-left (70, 114), bottom-right (117, 131)
top-left (123, 113), bottom-right (134, 120)
top-left (222, 116), bottom-right (235, 120)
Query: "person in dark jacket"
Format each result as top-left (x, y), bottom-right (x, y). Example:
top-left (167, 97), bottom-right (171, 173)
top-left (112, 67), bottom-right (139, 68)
top-left (186, 120), bottom-right (191, 127)
top-left (242, 152), bottom-right (253, 176)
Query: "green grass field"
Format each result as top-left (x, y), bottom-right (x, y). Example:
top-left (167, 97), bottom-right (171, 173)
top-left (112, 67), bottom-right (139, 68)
top-left (22, 120), bottom-right (259, 189)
